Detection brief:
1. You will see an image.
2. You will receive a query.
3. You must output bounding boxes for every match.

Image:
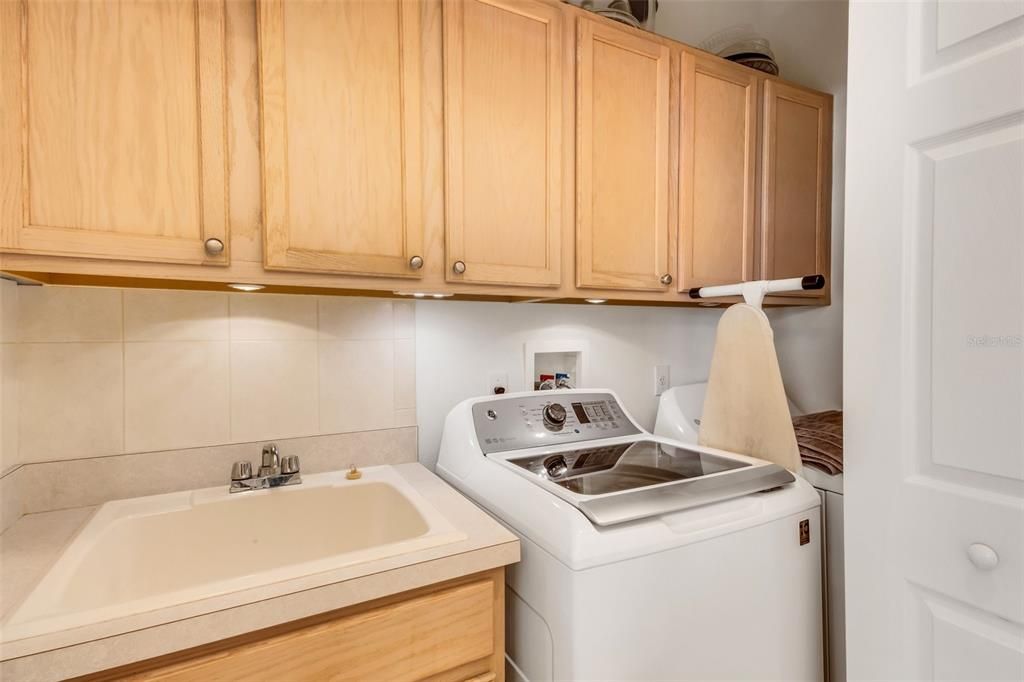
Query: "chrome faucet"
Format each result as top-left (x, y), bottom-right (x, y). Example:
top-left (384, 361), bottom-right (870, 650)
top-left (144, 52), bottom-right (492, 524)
top-left (230, 443), bottom-right (302, 493)
top-left (258, 443), bottom-right (280, 477)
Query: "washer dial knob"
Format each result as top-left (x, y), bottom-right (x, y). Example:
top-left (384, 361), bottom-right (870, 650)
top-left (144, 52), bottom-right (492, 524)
top-left (544, 455), bottom-right (568, 478)
top-left (542, 403), bottom-right (567, 431)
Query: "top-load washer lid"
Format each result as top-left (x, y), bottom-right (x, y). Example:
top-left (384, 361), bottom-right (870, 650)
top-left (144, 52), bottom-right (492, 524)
top-left (506, 439), bottom-right (795, 526)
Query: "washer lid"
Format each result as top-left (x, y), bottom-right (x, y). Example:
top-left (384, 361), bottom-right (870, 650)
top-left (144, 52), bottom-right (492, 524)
top-left (506, 440), bottom-right (795, 526)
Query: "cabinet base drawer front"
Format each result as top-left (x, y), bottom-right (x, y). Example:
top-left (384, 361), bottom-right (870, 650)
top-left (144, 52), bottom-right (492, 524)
top-left (122, 580), bottom-right (496, 682)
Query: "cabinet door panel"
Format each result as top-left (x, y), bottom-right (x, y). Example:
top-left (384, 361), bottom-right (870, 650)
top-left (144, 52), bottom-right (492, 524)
top-left (678, 53), bottom-right (758, 290)
top-left (760, 80), bottom-right (831, 296)
top-left (444, 0), bottom-right (563, 286)
top-left (259, 0), bottom-right (424, 277)
top-left (120, 579), bottom-right (497, 681)
top-left (0, 0), bottom-right (228, 265)
top-left (577, 18), bottom-right (671, 291)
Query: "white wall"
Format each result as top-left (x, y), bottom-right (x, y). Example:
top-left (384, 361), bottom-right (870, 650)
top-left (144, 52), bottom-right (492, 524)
top-left (415, 300), bottom-right (722, 467)
top-left (0, 279), bottom-right (19, 475)
top-left (656, 0), bottom-right (848, 88)
top-left (658, 0), bottom-right (849, 415)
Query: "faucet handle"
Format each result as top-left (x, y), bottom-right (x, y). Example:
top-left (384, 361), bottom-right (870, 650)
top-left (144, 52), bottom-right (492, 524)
top-left (231, 461), bottom-right (253, 481)
top-left (281, 455), bottom-right (300, 475)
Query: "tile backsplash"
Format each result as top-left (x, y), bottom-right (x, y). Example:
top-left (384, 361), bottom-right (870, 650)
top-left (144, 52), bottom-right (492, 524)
top-left (0, 283), bottom-right (416, 468)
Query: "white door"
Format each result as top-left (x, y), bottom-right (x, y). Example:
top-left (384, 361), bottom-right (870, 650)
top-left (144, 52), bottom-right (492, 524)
top-left (845, 0), bottom-right (1024, 680)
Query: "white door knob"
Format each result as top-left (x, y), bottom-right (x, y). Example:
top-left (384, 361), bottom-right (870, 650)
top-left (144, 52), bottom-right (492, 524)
top-left (966, 543), bottom-right (999, 570)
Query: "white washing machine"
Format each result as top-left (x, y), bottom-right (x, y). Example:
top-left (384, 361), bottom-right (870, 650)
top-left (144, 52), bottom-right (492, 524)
top-left (655, 383), bottom-right (845, 682)
top-left (437, 389), bottom-right (823, 681)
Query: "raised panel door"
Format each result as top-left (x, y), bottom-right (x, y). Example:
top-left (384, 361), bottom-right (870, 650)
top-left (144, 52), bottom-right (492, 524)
top-left (258, 0), bottom-right (425, 277)
top-left (443, 0), bottom-right (564, 287)
top-left (576, 17), bottom-right (671, 291)
top-left (678, 52), bottom-right (758, 291)
top-left (0, 0), bottom-right (229, 265)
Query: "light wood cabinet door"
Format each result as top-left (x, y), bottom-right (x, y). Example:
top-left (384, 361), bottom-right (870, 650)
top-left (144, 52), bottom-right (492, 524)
top-left (0, 0), bottom-right (229, 265)
top-left (443, 0), bottom-right (564, 287)
top-left (677, 52), bottom-right (758, 291)
top-left (759, 80), bottom-right (832, 297)
top-left (258, 0), bottom-right (425, 277)
top-left (88, 570), bottom-right (506, 682)
top-left (576, 18), bottom-right (672, 291)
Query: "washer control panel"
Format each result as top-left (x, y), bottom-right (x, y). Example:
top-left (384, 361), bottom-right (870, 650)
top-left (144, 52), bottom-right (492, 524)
top-left (472, 392), bottom-right (640, 454)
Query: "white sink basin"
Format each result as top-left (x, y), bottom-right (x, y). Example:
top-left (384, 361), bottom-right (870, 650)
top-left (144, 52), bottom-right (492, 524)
top-left (3, 466), bottom-right (464, 641)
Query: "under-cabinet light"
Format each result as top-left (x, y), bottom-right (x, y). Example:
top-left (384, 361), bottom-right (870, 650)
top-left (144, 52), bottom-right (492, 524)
top-left (393, 291), bottom-right (454, 299)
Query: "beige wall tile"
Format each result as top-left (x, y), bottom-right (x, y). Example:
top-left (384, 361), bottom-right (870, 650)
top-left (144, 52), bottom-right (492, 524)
top-left (125, 342), bottom-right (230, 453)
top-left (320, 339), bottom-right (395, 433)
top-left (393, 301), bottom-right (415, 340)
top-left (230, 293), bottom-right (317, 340)
top-left (394, 338), bottom-right (416, 411)
top-left (18, 343), bottom-right (123, 462)
top-left (0, 466), bottom-right (24, 533)
top-left (17, 429), bottom-right (417, 515)
top-left (7, 287), bottom-right (419, 473)
top-left (0, 345), bottom-right (19, 475)
top-left (1, 281), bottom-right (20, 476)
top-left (394, 408), bottom-right (417, 428)
top-left (124, 289), bottom-right (229, 341)
top-left (17, 286), bottom-right (122, 342)
top-left (0, 279), bottom-right (17, 343)
top-left (318, 298), bottom-right (394, 340)
top-left (231, 340), bottom-right (318, 442)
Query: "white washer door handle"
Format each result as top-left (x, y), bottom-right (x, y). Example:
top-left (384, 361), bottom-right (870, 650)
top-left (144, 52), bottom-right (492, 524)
top-left (967, 543), bottom-right (999, 570)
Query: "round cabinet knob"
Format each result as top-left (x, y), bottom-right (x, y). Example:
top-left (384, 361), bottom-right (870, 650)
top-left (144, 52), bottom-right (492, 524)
top-left (204, 238), bottom-right (225, 256)
top-left (967, 543), bottom-right (999, 571)
top-left (452, 260), bottom-right (466, 275)
top-left (542, 402), bottom-right (567, 431)
top-left (660, 273), bottom-right (673, 285)
top-left (408, 255), bottom-right (424, 270)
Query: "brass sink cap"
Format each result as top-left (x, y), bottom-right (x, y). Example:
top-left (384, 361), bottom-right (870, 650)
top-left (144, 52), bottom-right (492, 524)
top-left (346, 464), bottom-right (362, 480)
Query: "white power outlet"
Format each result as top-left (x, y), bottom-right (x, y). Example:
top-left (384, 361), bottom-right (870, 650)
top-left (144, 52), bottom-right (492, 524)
top-left (654, 365), bottom-right (670, 396)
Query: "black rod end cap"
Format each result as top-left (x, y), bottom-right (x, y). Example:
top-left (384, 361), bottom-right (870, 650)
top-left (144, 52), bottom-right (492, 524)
top-left (801, 274), bottom-right (826, 290)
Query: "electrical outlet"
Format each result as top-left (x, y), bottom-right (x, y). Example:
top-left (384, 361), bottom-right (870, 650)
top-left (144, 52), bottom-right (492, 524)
top-left (488, 371), bottom-right (509, 395)
top-left (654, 365), bottom-right (670, 396)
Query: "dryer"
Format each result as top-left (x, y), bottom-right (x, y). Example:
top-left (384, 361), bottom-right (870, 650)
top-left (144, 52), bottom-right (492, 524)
top-left (655, 382), bottom-right (844, 682)
top-left (437, 389), bottom-right (823, 681)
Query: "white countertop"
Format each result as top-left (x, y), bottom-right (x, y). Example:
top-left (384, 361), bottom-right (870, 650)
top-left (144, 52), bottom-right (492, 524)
top-left (0, 464), bottom-right (519, 682)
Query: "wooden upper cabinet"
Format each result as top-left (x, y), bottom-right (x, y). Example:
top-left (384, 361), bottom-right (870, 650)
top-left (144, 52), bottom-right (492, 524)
top-left (0, 0), bottom-right (229, 265)
top-left (258, 0), bottom-right (424, 277)
top-left (759, 80), bottom-right (832, 296)
top-left (443, 0), bottom-right (564, 287)
top-left (576, 18), bottom-right (672, 291)
top-left (677, 52), bottom-right (758, 291)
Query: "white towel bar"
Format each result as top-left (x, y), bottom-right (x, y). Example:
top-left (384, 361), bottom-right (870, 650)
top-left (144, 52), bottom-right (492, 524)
top-left (687, 274), bottom-right (825, 309)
